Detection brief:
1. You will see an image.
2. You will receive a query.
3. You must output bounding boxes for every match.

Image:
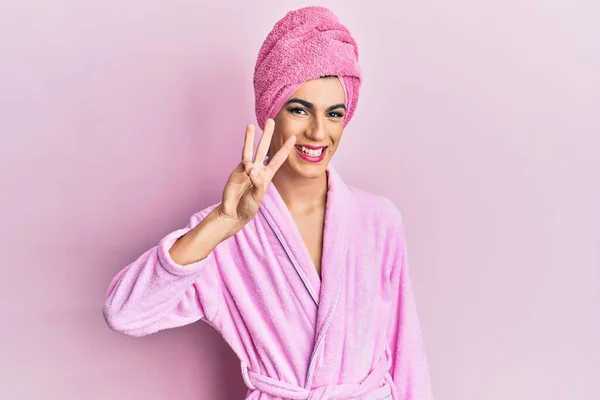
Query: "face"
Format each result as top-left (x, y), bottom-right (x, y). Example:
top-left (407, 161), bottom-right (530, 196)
top-left (269, 77), bottom-right (346, 180)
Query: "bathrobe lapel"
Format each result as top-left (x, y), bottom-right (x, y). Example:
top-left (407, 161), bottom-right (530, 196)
top-left (258, 165), bottom-right (351, 387)
top-left (305, 165), bottom-right (351, 388)
top-left (258, 176), bottom-right (322, 306)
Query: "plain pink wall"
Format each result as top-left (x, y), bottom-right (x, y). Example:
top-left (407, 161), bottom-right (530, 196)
top-left (1, 0), bottom-right (598, 399)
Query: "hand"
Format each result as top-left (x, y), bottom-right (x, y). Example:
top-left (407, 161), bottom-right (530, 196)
top-left (217, 119), bottom-right (296, 233)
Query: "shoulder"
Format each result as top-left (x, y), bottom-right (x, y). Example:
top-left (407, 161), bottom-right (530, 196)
top-left (345, 185), bottom-right (409, 284)
top-left (346, 185), bottom-right (406, 234)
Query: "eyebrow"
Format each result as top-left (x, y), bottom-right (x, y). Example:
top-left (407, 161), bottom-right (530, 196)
top-left (285, 98), bottom-right (346, 112)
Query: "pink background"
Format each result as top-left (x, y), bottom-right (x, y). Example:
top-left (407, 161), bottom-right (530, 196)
top-left (1, 1), bottom-right (598, 399)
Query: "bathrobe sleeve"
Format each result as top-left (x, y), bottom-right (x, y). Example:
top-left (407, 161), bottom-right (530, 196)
top-left (103, 204), bottom-right (224, 337)
top-left (385, 203), bottom-right (434, 400)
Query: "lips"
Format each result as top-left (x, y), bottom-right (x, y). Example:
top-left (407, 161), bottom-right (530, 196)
top-left (294, 145), bottom-right (328, 163)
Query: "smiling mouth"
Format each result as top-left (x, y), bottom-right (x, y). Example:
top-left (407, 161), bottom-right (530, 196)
top-left (294, 145), bottom-right (327, 156)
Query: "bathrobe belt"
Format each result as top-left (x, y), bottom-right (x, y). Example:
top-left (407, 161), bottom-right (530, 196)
top-left (240, 355), bottom-right (390, 400)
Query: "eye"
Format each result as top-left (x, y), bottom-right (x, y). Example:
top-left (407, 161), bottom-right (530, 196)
top-left (328, 111), bottom-right (344, 118)
top-left (288, 107), bottom-right (308, 115)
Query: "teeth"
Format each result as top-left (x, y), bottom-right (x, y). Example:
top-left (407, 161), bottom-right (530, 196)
top-left (297, 146), bottom-right (324, 156)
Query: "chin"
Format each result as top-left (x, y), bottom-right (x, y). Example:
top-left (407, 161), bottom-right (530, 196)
top-left (288, 158), bottom-right (329, 179)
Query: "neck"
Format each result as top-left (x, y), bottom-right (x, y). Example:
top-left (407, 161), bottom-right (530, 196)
top-left (271, 165), bottom-right (328, 214)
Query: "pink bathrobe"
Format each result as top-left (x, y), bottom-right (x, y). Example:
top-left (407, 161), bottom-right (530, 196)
top-left (103, 165), bottom-right (434, 400)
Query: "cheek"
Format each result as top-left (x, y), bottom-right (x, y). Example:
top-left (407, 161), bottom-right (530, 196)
top-left (272, 129), bottom-right (292, 146)
top-left (330, 128), bottom-right (344, 146)
top-left (275, 119), bottom-right (303, 142)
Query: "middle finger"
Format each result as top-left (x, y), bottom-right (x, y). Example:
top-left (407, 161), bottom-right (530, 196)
top-left (253, 118), bottom-right (275, 164)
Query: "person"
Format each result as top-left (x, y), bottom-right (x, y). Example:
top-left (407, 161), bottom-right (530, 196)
top-left (103, 6), bottom-right (434, 400)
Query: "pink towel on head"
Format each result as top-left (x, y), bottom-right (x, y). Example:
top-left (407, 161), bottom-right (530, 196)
top-left (253, 6), bottom-right (362, 130)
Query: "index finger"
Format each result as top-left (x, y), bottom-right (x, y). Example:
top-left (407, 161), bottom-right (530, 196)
top-left (253, 119), bottom-right (275, 164)
top-left (265, 135), bottom-right (297, 178)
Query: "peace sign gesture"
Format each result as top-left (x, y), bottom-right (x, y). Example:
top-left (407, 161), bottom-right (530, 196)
top-left (217, 119), bottom-right (296, 231)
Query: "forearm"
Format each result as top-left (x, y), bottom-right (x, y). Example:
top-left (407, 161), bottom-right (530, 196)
top-left (169, 205), bottom-right (238, 266)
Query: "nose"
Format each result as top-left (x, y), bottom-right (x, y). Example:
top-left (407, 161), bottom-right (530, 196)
top-left (305, 114), bottom-right (327, 142)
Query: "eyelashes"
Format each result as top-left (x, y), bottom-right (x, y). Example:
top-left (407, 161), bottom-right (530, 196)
top-left (287, 107), bottom-right (307, 115)
top-left (287, 107), bottom-right (345, 119)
